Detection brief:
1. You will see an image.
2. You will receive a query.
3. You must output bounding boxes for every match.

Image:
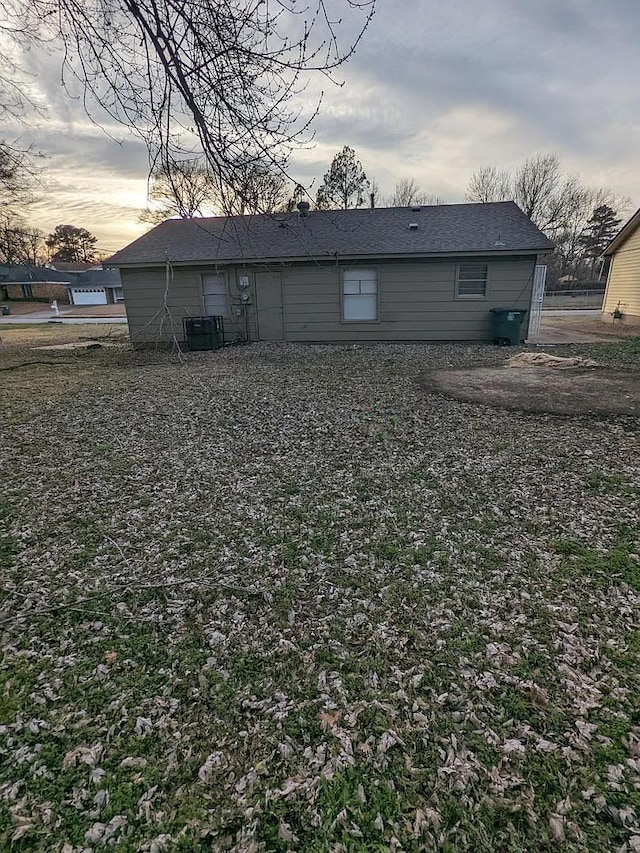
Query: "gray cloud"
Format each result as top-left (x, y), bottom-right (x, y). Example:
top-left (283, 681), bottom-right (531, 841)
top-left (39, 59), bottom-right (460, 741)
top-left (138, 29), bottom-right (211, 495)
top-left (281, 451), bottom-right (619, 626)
top-left (0, 0), bottom-right (637, 248)
top-left (297, 0), bottom-right (640, 204)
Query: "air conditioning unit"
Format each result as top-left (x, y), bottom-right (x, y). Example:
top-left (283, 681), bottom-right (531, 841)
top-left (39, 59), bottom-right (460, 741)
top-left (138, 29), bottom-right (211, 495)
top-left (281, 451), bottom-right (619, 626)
top-left (183, 316), bottom-right (225, 351)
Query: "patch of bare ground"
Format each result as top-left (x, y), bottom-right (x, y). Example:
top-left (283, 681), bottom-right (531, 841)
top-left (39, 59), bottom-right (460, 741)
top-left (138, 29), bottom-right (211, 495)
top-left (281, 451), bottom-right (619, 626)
top-left (422, 364), bottom-right (640, 416)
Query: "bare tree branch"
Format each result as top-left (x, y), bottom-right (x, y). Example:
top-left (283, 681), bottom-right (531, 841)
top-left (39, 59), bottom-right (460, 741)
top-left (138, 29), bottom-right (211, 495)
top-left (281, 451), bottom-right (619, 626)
top-left (387, 177), bottom-right (444, 207)
top-left (2, 0), bottom-right (376, 211)
top-left (465, 153), bottom-right (631, 283)
top-left (464, 166), bottom-right (511, 204)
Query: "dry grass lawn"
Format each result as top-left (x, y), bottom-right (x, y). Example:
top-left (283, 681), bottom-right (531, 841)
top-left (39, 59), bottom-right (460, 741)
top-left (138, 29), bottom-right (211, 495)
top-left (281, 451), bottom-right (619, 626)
top-left (1, 339), bottom-right (639, 852)
top-left (0, 322), bottom-right (127, 351)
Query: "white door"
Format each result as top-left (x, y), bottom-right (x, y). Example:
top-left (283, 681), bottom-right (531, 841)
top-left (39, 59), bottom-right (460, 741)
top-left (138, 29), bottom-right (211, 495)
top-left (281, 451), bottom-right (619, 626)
top-left (527, 265), bottom-right (547, 337)
top-left (71, 287), bottom-right (107, 305)
top-left (202, 274), bottom-right (229, 316)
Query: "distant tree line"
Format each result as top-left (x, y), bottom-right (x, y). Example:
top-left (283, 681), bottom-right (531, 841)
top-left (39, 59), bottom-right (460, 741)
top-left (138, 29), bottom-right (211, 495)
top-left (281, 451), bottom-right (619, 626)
top-left (1, 132), bottom-right (630, 285)
top-left (465, 154), bottom-right (628, 285)
top-left (140, 144), bottom-right (447, 223)
top-left (0, 140), bottom-right (100, 265)
top-left (137, 146), bottom-right (629, 288)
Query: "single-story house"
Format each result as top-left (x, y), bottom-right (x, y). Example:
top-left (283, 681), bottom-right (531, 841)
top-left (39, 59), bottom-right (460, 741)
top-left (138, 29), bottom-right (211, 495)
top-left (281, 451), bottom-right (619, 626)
top-left (0, 265), bottom-right (72, 303)
top-left (106, 202), bottom-right (553, 347)
top-left (68, 268), bottom-right (124, 305)
top-left (0, 264), bottom-right (124, 306)
top-left (602, 207), bottom-right (640, 325)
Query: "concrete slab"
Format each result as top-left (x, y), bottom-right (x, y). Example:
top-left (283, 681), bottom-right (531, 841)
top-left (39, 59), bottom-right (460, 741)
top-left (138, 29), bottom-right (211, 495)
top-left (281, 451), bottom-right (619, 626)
top-left (541, 309), bottom-right (601, 318)
top-left (527, 326), bottom-right (607, 345)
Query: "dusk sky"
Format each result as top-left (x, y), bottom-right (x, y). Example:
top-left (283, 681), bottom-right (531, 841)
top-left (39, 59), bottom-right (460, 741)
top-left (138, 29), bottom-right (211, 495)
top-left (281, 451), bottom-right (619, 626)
top-left (3, 0), bottom-right (639, 254)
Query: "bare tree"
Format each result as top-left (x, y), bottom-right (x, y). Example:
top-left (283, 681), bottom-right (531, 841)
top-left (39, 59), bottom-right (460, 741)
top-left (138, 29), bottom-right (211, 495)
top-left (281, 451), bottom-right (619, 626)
top-left (141, 155), bottom-right (291, 223)
top-left (464, 166), bottom-right (512, 204)
top-left (277, 182), bottom-right (309, 213)
top-left (551, 184), bottom-right (629, 280)
top-left (0, 214), bottom-right (45, 264)
top-left (369, 178), bottom-right (380, 208)
top-left (465, 153), bottom-right (630, 283)
top-left (3, 1), bottom-right (376, 213)
top-left (141, 158), bottom-right (215, 224)
top-left (22, 225), bottom-right (45, 265)
top-left (225, 158), bottom-right (288, 215)
top-left (512, 153), bottom-right (562, 227)
top-left (387, 178), bottom-right (444, 207)
top-left (0, 141), bottom-right (39, 213)
top-left (0, 139), bottom-right (44, 263)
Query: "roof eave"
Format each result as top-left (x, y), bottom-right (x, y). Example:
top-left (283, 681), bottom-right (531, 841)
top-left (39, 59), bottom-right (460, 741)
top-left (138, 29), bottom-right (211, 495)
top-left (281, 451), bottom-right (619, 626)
top-left (107, 247), bottom-right (552, 269)
top-left (6, 279), bottom-right (72, 284)
top-left (604, 207), bottom-right (640, 256)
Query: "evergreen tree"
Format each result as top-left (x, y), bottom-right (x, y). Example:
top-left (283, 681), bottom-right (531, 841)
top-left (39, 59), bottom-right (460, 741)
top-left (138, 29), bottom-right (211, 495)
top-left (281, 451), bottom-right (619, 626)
top-left (46, 225), bottom-right (98, 263)
top-left (579, 205), bottom-right (622, 275)
top-left (316, 147), bottom-right (369, 210)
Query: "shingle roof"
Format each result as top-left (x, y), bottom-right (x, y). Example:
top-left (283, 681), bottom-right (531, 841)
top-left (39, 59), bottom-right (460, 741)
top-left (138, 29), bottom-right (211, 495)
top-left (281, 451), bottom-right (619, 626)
top-left (0, 265), bottom-right (73, 283)
top-left (106, 202), bottom-right (554, 267)
top-left (50, 262), bottom-right (96, 273)
top-left (73, 268), bottom-right (122, 287)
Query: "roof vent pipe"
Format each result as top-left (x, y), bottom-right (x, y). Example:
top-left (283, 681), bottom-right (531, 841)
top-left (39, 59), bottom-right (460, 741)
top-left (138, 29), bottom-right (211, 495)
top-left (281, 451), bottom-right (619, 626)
top-left (297, 200), bottom-right (310, 218)
top-left (370, 193), bottom-right (375, 209)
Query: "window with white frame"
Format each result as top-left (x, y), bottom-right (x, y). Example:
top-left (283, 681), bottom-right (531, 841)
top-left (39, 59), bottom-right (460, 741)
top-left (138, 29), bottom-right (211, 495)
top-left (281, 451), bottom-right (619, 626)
top-left (456, 263), bottom-right (488, 298)
top-left (343, 269), bottom-right (377, 321)
top-left (202, 273), bottom-right (229, 316)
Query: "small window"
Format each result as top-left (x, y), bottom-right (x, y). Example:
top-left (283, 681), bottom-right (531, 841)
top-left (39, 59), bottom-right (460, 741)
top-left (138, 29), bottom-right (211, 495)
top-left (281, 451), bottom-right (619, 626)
top-left (202, 274), bottom-right (229, 317)
top-left (343, 269), bottom-right (377, 321)
top-left (457, 263), bottom-right (488, 298)
top-left (21, 283), bottom-right (34, 298)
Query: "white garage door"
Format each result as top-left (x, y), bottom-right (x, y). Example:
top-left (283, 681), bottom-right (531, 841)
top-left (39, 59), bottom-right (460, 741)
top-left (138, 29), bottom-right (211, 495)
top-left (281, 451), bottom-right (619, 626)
top-left (71, 287), bottom-right (107, 305)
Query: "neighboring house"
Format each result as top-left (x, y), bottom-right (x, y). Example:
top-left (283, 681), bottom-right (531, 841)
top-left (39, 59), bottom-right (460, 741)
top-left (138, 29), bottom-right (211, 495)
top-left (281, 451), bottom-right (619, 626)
top-left (106, 202), bottom-right (553, 346)
top-left (68, 268), bottom-right (124, 305)
top-left (49, 262), bottom-right (97, 276)
top-left (0, 265), bottom-right (72, 303)
top-left (0, 264), bottom-right (124, 306)
top-left (602, 207), bottom-right (640, 325)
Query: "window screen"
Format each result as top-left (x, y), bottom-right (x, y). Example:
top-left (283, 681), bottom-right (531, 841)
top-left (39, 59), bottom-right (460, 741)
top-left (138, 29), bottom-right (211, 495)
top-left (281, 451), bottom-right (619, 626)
top-left (457, 264), bottom-right (488, 298)
top-left (202, 274), bottom-right (229, 316)
top-left (343, 269), bottom-right (377, 321)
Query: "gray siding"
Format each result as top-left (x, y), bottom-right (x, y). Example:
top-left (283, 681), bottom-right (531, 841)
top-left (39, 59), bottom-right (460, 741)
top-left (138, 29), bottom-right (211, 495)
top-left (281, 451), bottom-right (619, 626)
top-left (121, 256), bottom-right (535, 345)
top-left (121, 266), bottom-right (257, 345)
top-left (280, 257), bottom-right (535, 342)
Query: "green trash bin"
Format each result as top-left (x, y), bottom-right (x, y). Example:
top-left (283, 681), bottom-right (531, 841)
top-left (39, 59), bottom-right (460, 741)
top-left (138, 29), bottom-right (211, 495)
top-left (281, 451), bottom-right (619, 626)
top-left (490, 307), bottom-right (528, 346)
